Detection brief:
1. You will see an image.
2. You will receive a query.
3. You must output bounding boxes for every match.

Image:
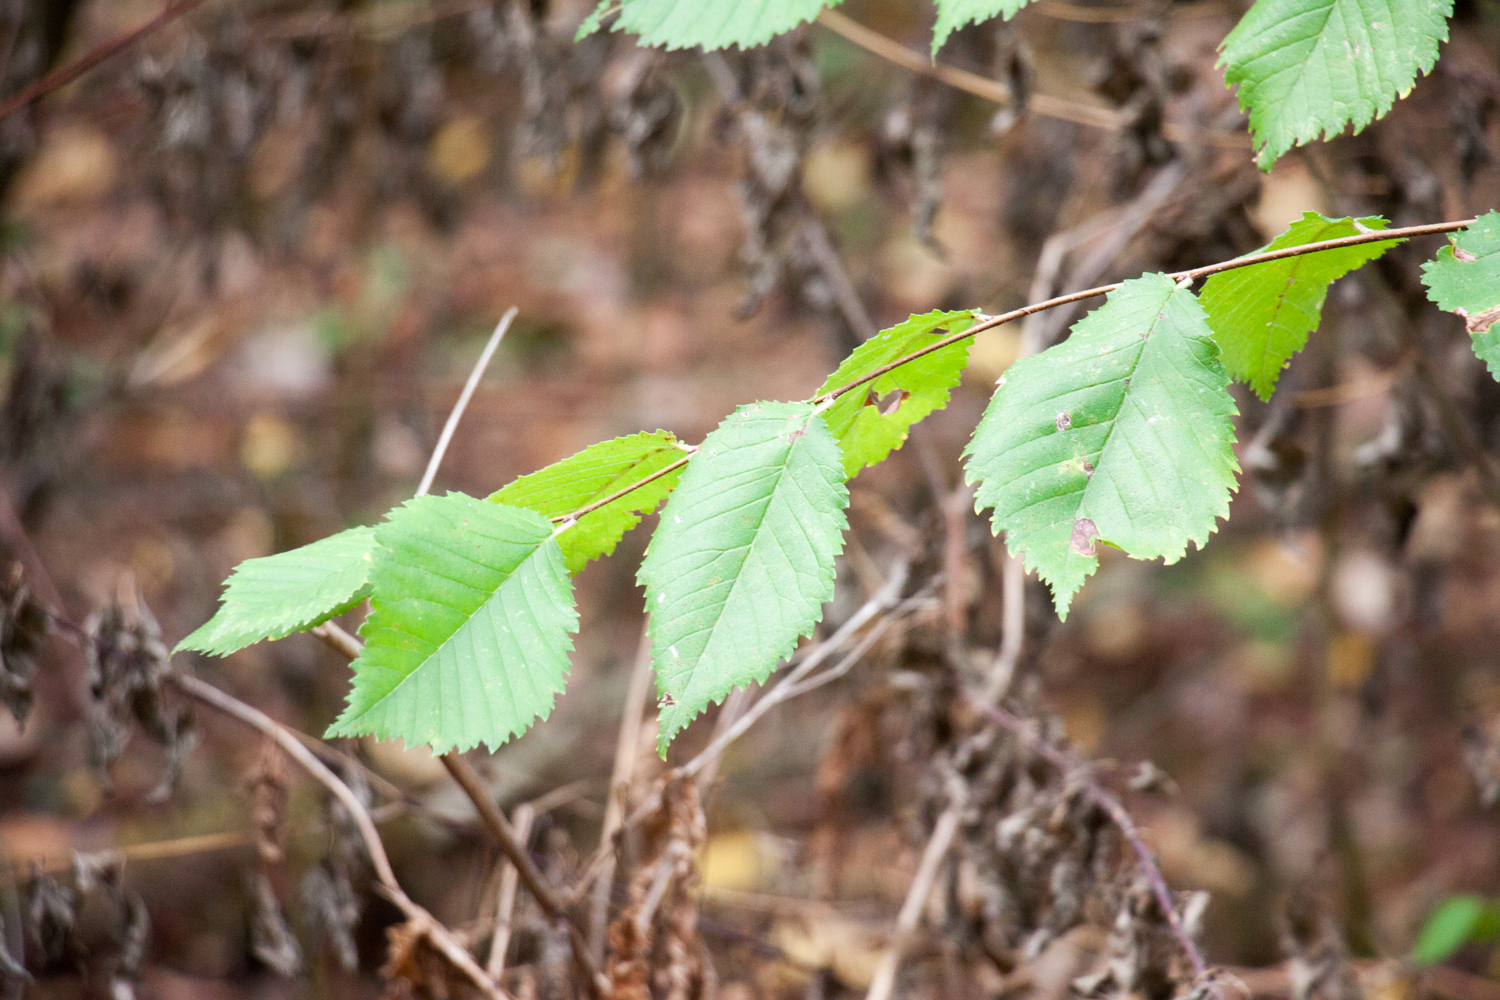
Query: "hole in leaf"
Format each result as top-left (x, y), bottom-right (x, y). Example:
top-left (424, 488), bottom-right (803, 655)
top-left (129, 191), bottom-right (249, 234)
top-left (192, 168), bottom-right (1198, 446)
top-left (878, 390), bottom-right (909, 416)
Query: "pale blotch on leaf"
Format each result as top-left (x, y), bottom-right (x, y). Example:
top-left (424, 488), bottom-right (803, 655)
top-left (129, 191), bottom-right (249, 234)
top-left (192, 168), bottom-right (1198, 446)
top-left (1070, 518), bottom-right (1100, 557)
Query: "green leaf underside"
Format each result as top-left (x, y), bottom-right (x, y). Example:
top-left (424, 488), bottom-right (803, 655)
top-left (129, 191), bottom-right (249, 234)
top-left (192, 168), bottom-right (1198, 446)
top-left (638, 402), bottom-right (849, 753)
top-left (177, 526), bottom-right (376, 656)
top-left (816, 310), bottom-right (978, 477)
top-left (1219, 0), bottom-right (1451, 169)
top-left (1201, 213), bottom-right (1397, 400)
top-left (585, 0), bottom-right (837, 50)
top-left (489, 431), bottom-right (685, 575)
top-left (1422, 212), bottom-right (1500, 379)
top-left (932, 0), bottom-right (1033, 55)
top-left (1413, 895), bottom-right (1500, 965)
top-left (328, 494), bottom-right (577, 753)
top-left (964, 274), bottom-right (1240, 619)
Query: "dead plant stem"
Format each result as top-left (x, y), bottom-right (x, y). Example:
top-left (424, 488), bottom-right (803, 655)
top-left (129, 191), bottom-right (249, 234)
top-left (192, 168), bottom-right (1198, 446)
top-left (0, 0), bottom-right (215, 122)
top-left (172, 673), bottom-right (511, 1000)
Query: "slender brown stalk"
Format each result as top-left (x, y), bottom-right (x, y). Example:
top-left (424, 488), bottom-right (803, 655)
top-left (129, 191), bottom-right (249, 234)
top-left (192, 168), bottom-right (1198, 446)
top-left (173, 673), bottom-right (510, 1000)
top-left (309, 621), bottom-right (608, 996)
top-left (440, 754), bottom-right (611, 998)
top-left (0, 0), bottom-right (214, 122)
top-left (815, 8), bottom-right (1248, 148)
top-left (815, 218), bottom-right (1473, 408)
top-left (488, 802), bottom-right (535, 978)
top-left (550, 454), bottom-right (691, 523)
top-left (540, 215), bottom-right (1468, 531)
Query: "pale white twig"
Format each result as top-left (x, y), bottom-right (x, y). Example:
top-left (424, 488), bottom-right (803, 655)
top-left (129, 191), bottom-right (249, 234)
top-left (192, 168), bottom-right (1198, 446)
top-left (590, 628), bottom-right (655, 963)
top-left (417, 308), bottom-right (517, 497)
top-left (863, 786), bottom-right (966, 1000)
top-left (488, 802), bottom-right (536, 978)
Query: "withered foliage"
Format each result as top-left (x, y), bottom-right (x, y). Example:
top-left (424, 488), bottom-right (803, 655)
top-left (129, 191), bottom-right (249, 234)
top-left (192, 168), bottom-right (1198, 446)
top-left (84, 587), bottom-right (194, 797)
top-left (0, 561), bottom-right (50, 725)
top-left (607, 778), bottom-right (709, 1000)
top-left (382, 920), bottom-right (470, 1000)
top-left (1279, 892), bottom-right (1362, 1000)
top-left (20, 854), bottom-right (149, 995)
top-left (247, 870), bottom-right (302, 978)
top-left (246, 743), bottom-right (290, 865)
top-left (302, 858), bottom-right (362, 973)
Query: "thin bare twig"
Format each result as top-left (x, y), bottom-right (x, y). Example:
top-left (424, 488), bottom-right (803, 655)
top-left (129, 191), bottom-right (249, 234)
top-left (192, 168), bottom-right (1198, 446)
top-left (814, 8), bottom-right (1249, 148)
top-left (309, 620), bottom-right (608, 995)
top-left (0, 0), bottom-right (214, 122)
top-left (815, 219), bottom-right (1473, 408)
top-left (441, 754), bottom-right (611, 997)
top-left (590, 628), bottom-right (655, 963)
top-left (973, 700), bottom-right (1209, 980)
top-left (676, 557), bottom-right (911, 781)
top-left (488, 802), bottom-right (535, 978)
top-left (418, 308), bottom-right (517, 498)
top-left (864, 781), bottom-right (966, 1000)
top-left (540, 218), bottom-right (1473, 530)
top-left (567, 562), bottom-right (918, 904)
top-left (173, 674), bottom-right (509, 1000)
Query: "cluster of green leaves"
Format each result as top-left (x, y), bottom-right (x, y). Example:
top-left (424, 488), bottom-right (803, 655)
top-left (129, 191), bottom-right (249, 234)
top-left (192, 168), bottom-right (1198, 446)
top-left (181, 212), bottom-right (1497, 756)
top-left (579, 0), bottom-right (1453, 171)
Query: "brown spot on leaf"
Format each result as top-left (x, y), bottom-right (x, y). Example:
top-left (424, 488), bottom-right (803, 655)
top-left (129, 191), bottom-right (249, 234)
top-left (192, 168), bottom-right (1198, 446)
top-left (1455, 247), bottom-right (1479, 263)
top-left (1056, 412), bottom-right (1071, 431)
top-left (1081, 460), bottom-right (1094, 478)
top-left (786, 427), bottom-right (806, 442)
top-left (1457, 305), bottom-right (1500, 334)
top-left (1070, 518), bottom-right (1100, 557)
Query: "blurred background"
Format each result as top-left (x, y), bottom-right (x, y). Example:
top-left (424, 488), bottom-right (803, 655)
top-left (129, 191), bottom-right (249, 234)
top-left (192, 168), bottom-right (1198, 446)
top-left (0, 0), bottom-right (1499, 997)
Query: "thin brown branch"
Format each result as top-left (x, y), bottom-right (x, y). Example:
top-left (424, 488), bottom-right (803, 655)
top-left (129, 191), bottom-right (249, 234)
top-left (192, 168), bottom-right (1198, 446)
top-left (173, 673), bottom-right (509, 1000)
top-left (308, 620), bottom-right (607, 996)
top-left (551, 454), bottom-right (691, 523)
top-left (814, 218), bottom-right (1474, 408)
top-left (814, 8), bottom-right (1249, 148)
top-left (543, 217), bottom-right (1471, 528)
top-left (0, 0), bottom-right (214, 122)
top-left (441, 754), bottom-right (611, 998)
top-left (972, 700), bottom-right (1209, 980)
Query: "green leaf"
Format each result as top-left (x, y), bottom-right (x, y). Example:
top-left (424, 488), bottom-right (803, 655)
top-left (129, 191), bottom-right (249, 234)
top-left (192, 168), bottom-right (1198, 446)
top-left (586, 0), bottom-right (836, 50)
top-left (328, 494), bottom-right (578, 753)
top-left (816, 309), bottom-right (977, 477)
top-left (639, 402), bottom-right (849, 752)
top-left (489, 431), bottom-right (686, 575)
top-left (1201, 213), bottom-right (1398, 400)
top-left (1218, 0), bottom-right (1452, 169)
top-left (1422, 212), bottom-right (1500, 379)
top-left (964, 274), bottom-right (1239, 619)
top-left (932, 0), bottom-right (1033, 55)
top-left (176, 527), bottom-right (376, 656)
top-left (1414, 895), bottom-right (1494, 965)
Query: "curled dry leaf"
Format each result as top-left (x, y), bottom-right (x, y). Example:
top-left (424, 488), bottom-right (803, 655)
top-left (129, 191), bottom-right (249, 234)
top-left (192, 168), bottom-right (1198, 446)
top-left (246, 743), bottom-right (290, 865)
top-left (248, 870), bottom-right (301, 978)
top-left (0, 561), bottom-right (52, 726)
top-left (85, 588), bottom-right (195, 797)
top-left (303, 860), bottom-right (362, 973)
